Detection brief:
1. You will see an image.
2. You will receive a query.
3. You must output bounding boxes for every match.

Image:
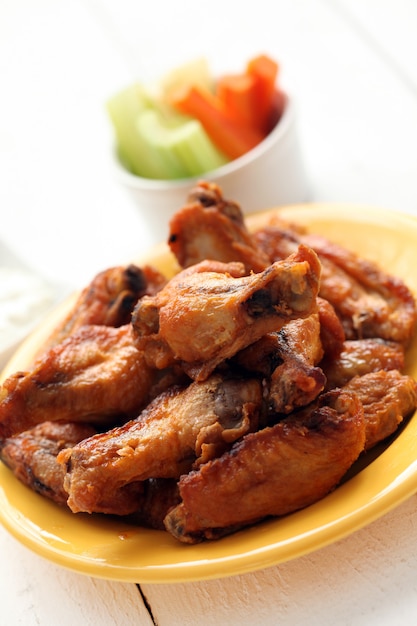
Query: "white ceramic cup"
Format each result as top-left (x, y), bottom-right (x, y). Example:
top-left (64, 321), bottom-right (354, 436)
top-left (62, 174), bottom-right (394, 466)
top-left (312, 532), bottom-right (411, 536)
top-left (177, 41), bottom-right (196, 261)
top-left (112, 95), bottom-right (310, 244)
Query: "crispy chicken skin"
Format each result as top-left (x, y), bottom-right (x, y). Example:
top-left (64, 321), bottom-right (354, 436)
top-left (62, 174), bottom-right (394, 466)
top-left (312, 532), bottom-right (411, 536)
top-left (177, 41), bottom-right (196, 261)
top-left (132, 245), bottom-right (321, 381)
top-left (316, 296), bottom-right (346, 358)
top-left (168, 181), bottom-right (270, 273)
top-left (164, 388), bottom-right (365, 543)
top-left (235, 313), bottom-right (326, 414)
top-left (0, 325), bottom-right (158, 439)
top-left (305, 233), bottom-right (417, 345)
top-left (40, 264), bottom-right (166, 354)
top-left (59, 374), bottom-right (264, 515)
top-left (343, 369), bottom-right (417, 450)
top-left (254, 225), bottom-right (417, 345)
top-left (322, 338), bottom-right (405, 390)
top-left (266, 315), bottom-right (326, 413)
top-left (0, 421), bottom-right (97, 505)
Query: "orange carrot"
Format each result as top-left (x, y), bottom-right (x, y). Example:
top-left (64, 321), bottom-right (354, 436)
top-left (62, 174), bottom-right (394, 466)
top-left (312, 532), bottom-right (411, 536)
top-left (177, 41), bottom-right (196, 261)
top-left (171, 85), bottom-right (264, 160)
top-left (246, 54), bottom-right (279, 133)
top-left (215, 73), bottom-right (259, 129)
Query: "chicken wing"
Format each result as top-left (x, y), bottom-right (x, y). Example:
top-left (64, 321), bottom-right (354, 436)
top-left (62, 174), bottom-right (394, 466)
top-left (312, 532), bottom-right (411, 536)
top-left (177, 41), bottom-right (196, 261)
top-left (254, 225), bottom-right (417, 345)
top-left (0, 421), bottom-right (97, 505)
top-left (235, 312), bottom-right (326, 414)
top-left (0, 324), bottom-right (159, 439)
top-left (234, 297), bottom-right (345, 415)
top-left (164, 388), bottom-right (365, 543)
top-left (132, 245), bottom-right (321, 381)
top-left (343, 369), bottom-right (417, 450)
top-left (304, 233), bottom-right (417, 345)
top-left (40, 264), bottom-right (166, 354)
top-left (168, 181), bottom-right (270, 273)
top-left (59, 373), bottom-right (264, 515)
top-left (321, 338), bottom-right (405, 390)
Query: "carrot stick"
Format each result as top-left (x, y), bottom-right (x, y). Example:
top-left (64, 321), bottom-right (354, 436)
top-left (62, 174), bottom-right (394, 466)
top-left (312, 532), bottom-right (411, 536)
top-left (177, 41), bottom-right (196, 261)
top-left (171, 85), bottom-right (264, 160)
top-left (246, 54), bottom-right (279, 133)
top-left (215, 73), bottom-right (259, 129)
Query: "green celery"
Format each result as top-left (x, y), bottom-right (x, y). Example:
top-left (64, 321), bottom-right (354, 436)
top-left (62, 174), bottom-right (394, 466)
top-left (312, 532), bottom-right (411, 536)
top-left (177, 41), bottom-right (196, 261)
top-left (136, 109), bottom-right (229, 179)
top-left (107, 84), bottom-right (171, 179)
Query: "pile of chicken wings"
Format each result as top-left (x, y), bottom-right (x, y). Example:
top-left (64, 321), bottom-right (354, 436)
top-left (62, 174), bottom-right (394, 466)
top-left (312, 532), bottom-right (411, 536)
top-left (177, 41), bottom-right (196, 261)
top-left (1, 181), bottom-right (416, 543)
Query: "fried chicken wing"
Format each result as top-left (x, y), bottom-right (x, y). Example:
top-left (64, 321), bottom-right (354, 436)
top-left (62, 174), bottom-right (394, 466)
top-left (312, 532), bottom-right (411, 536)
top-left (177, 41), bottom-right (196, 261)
top-left (343, 369), bottom-right (417, 450)
top-left (234, 297), bottom-right (345, 415)
top-left (0, 421), bottom-right (97, 505)
top-left (235, 312), bottom-right (325, 414)
top-left (132, 245), bottom-right (321, 381)
top-left (40, 264), bottom-right (166, 354)
top-left (0, 325), bottom-right (159, 439)
top-left (322, 338), bottom-right (405, 390)
top-left (305, 233), bottom-right (417, 345)
top-left (267, 315), bottom-right (326, 413)
top-left (254, 225), bottom-right (417, 345)
top-left (59, 373), bottom-right (264, 515)
top-left (164, 388), bottom-right (365, 543)
top-left (168, 181), bottom-right (270, 273)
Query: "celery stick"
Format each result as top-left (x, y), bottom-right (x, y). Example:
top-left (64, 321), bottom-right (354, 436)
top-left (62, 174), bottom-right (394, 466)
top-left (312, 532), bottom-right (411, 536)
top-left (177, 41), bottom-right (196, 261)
top-left (106, 83), bottom-right (148, 175)
top-left (107, 58), bottom-right (228, 180)
top-left (106, 84), bottom-right (170, 179)
top-left (169, 119), bottom-right (229, 176)
top-left (137, 109), bottom-right (229, 179)
top-left (136, 110), bottom-right (190, 179)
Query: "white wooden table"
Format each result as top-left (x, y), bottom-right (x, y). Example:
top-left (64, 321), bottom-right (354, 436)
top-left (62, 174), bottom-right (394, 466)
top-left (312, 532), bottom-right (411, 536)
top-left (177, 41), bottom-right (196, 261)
top-left (1, 1), bottom-right (417, 623)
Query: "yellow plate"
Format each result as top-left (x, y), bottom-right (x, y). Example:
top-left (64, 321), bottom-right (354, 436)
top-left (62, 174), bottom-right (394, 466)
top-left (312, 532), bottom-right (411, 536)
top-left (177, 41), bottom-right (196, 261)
top-left (1, 203), bottom-right (417, 584)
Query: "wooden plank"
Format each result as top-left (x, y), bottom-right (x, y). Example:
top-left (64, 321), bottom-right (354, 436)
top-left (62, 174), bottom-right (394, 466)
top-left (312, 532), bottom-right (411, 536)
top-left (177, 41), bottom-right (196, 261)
top-left (0, 526), bottom-right (154, 626)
